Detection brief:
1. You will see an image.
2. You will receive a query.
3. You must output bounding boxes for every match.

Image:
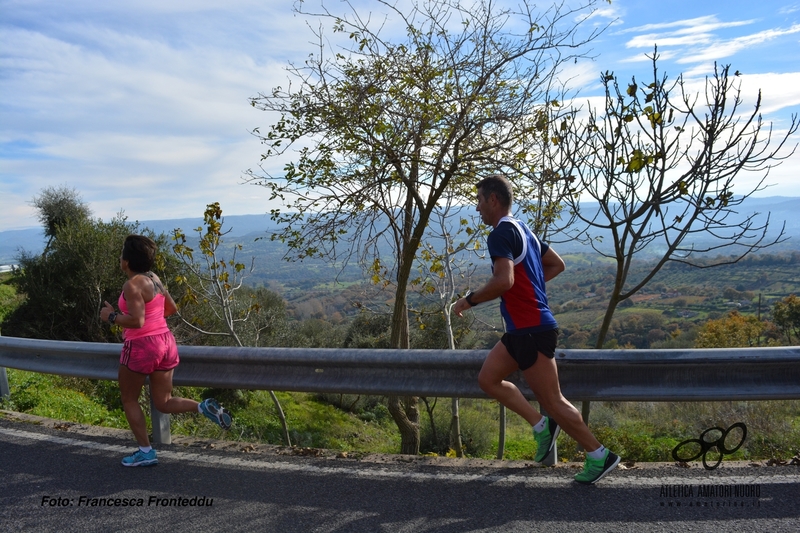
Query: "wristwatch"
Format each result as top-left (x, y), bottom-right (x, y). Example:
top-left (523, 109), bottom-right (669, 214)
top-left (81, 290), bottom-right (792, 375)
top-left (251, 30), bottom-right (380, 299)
top-left (465, 292), bottom-right (478, 307)
top-left (108, 311), bottom-right (118, 324)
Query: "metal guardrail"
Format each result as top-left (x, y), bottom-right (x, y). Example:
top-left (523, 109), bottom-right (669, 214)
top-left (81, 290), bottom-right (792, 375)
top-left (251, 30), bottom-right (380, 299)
top-left (2, 337), bottom-right (799, 458)
top-left (2, 337), bottom-right (799, 401)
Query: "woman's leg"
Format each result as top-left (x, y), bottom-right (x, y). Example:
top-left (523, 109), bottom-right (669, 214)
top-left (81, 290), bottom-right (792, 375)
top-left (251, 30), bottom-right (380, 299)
top-left (148, 369), bottom-right (199, 414)
top-left (118, 365), bottom-right (150, 447)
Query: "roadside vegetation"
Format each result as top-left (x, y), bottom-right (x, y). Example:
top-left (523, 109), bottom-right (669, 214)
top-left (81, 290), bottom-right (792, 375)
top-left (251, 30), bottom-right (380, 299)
top-left (0, 208), bottom-right (800, 461)
top-left (2, 368), bottom-right (798, 462)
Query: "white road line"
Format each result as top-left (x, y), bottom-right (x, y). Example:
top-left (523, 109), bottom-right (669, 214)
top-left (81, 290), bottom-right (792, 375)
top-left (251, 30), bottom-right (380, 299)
top-left (2, 427), bottom-right (797, 487)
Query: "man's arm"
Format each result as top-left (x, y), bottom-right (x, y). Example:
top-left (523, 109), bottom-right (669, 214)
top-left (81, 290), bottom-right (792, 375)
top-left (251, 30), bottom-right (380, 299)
top-left (541, 247), bottom-right (565, 282)
top-left (453, 257), bottom-right (514, 317)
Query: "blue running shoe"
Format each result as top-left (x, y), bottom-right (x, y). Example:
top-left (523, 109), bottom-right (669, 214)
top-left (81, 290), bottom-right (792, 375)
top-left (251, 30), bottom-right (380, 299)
top-left (199, 398), bottom-right (232, 430)
top-left (121, 448), bottom-right (158, 467)
top-left (533, 416), bottom-right (561, 463)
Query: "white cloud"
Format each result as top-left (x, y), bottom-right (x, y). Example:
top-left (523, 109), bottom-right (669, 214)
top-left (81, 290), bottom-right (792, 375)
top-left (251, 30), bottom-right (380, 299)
top-left (2, 0), bottom-right (798, 232)
top-left (675, 24), bottom-right (800, 65)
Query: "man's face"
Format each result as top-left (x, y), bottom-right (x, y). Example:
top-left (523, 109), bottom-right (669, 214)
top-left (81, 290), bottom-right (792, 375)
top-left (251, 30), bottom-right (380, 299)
top-left (476, 188), bottom-right (492, 225)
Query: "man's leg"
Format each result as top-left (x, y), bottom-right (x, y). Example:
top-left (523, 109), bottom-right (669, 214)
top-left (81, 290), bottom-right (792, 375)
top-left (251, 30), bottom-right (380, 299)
top-left (478, 341), bottom-right (543, 426)
top-left (521, 354), bottom-right (601, 453)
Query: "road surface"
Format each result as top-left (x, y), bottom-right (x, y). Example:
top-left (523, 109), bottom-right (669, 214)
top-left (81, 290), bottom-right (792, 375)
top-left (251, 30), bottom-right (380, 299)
top-left (1, 411), bottom-right (798, 532)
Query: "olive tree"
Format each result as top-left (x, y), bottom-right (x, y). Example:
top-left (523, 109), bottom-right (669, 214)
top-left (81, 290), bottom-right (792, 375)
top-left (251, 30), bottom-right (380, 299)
top-left (31, 185), bottom-right (93, 252)
top-left (4, 211), bottom-right (148, 342)
top-left (246, 0), bottom-right (608, 454)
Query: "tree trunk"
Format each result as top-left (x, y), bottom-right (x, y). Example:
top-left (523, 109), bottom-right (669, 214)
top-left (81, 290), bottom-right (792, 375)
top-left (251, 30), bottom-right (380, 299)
top-left (585, 296), bottom-right (621, 429)
top-left (268, 390), bottom-right (291, 446)
top-left (388, 395), bottom-right (420, 455)
top-left (387, 273), bottom-right (420, 454)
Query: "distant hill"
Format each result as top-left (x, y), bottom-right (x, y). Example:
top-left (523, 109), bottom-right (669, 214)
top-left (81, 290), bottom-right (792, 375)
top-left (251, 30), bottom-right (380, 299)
top-left (2, 196), bottom-right (799, 265)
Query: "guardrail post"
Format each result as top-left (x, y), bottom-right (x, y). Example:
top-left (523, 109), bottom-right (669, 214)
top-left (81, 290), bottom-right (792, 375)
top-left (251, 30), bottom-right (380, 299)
top-left (147, 380), bottom-right (171, 445)
top-left (496, 405), bottom-right (506, 459)
top-left (0, 367), bottom-right (10, 399)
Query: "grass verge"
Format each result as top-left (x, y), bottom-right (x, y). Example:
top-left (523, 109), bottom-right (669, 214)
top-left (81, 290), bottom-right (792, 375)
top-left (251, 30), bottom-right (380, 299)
top-left (2, 369), bottom-right (798, 462)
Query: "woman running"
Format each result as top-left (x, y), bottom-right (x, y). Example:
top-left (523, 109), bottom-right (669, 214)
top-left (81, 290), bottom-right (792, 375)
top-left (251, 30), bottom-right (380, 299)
top-left (100, 234), bottom-right (231, 466)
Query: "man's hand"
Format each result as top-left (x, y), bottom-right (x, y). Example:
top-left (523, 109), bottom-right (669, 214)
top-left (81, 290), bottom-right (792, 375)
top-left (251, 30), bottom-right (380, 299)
top-left (453, 297), bottom-right (472, 318)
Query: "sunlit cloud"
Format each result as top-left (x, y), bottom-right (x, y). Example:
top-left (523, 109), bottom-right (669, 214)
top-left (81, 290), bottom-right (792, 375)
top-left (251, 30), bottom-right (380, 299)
top-left (676, 24), bottom-right (800, 64)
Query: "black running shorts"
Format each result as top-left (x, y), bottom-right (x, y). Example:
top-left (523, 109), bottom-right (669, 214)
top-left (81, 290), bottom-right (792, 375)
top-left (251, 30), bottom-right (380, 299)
top-left (500, 328), bottom-right (559, 371)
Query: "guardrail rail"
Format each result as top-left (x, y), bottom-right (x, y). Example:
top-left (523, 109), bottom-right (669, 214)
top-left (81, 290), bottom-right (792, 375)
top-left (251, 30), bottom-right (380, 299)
top-left (2, 336), bottom-right (799, 461)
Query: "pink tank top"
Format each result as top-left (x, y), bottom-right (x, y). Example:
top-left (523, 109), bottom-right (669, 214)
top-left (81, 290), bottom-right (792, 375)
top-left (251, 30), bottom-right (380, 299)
top-left (118, 292), bottom-right (171, 340)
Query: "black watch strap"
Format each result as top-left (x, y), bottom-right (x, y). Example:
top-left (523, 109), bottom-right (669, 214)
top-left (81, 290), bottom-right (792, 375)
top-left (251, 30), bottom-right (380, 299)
top-left (108, 311), bottom-right (118, 324)
top-left (465, 292), bottom-right (478, 307)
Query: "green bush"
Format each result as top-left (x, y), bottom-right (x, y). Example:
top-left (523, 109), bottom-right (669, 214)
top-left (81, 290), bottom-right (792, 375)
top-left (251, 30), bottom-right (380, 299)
top-left (4, 370), bottom-right (125, 427)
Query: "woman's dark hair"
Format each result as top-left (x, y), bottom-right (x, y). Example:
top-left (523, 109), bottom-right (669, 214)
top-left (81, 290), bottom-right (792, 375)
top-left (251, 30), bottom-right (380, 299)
top-left (122, 235), bottom-right (157, 273)
top-left (476, 174), bottom-right (513, 208)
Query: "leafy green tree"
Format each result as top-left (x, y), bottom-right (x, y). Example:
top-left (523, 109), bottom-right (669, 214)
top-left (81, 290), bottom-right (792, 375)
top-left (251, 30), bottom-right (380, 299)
top-left (31, 185), bottom-right (92, 252)
top-left (0, 276), bottom-right (23, 328)
top-left (3, 213), bottom-right (148, 341)
top-left (772, 294), bottom-right (800, 344)
top-left (695, 311), bottom-right (771, 348)
top-left (171, 203), bottom-right (291, 445)
top-left (247, 0), bottom-right (608, 454)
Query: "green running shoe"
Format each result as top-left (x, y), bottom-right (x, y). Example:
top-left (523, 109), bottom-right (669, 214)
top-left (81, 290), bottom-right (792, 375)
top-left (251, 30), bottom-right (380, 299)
top-left (533, 416), bottom-right (561, 463)
top-left (121, 448), bottom-right (158, 467)
top-left (574, 450), bottom-right (620, 484)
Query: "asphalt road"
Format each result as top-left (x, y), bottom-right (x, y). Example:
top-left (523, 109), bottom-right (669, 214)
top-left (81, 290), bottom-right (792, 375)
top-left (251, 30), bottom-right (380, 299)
top-left (1, 412), bottom-right (798, 533)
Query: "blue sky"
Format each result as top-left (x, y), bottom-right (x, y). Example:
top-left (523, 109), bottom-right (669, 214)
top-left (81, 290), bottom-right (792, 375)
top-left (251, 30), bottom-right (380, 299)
top-left (1, 0), bottom-right (798, 231)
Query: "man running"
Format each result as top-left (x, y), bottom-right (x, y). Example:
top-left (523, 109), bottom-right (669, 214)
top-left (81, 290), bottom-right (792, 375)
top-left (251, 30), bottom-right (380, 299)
top-left (454, 174), bottom-right (619, 484)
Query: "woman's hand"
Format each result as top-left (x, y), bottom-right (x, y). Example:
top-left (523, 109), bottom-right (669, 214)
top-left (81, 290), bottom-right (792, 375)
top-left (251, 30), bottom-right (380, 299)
top-left (99, 301), bottom-right (115, 322)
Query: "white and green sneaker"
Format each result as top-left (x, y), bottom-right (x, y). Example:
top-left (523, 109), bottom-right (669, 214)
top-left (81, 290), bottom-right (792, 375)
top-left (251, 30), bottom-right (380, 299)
top-left (574, 450), bottom-right (620, 484)
top-left (533, 416), bottom-right (561, 463)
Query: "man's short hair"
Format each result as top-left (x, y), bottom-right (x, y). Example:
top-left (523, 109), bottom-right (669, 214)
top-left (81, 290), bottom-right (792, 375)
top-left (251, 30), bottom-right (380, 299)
top-left (476, 174), bottom-right (513, 208)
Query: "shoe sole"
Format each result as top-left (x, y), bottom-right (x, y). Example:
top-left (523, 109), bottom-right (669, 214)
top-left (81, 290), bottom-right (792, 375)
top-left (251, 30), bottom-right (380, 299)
top-left (535, 424), bottom-right (561, 463)
top-left (575, 453), bottom-right (621, 485)
top-left (201, 400), bottom-right (232, 430)
top-left (216, 407), bottom-right (232, 430)
top-left (121, 459), bottom-right (158, 467)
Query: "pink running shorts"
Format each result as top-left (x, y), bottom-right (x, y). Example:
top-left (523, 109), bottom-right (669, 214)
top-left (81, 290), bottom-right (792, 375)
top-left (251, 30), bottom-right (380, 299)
top-left (120, 331), bottom-right (180, 374)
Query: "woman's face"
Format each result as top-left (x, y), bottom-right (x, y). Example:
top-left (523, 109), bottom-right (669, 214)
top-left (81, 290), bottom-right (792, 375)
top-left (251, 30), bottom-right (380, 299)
top-left (119, 247), bottom-right (128, 272)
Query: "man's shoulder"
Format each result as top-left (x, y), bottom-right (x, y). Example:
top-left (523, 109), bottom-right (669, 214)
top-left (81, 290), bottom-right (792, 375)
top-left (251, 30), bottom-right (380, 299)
top-left (489, 221), bottom-right (517, 241)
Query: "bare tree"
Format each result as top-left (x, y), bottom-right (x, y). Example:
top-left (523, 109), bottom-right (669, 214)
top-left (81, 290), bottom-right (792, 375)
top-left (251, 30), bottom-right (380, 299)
top-left (412, 200), bottom-right (483, 457)
top-left (537, 49), bottom-right (797, 351)
top-left (246, 0), bottom-right (608, 454)
top-left (172, 203), bottom-right (291, 446)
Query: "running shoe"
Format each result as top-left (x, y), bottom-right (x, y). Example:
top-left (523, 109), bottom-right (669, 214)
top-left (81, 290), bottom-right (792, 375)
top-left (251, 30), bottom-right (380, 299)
top-left (121, 448), bottom-right (158, 467)
top-left (574, 450), bottom-right (621, 484)
top-left (199, 398), bottom-right (232, 430)
top-left (533, 416), bottom-right (561, 463)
